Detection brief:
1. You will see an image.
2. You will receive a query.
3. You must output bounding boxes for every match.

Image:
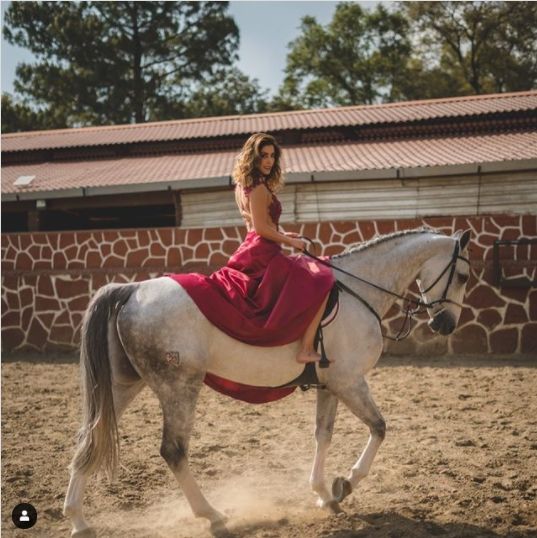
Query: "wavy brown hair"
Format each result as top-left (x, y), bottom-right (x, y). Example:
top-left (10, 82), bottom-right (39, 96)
top-left (232, 133), bottom-right (284, 193)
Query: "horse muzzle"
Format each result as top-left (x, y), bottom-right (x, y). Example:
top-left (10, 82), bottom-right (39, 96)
top-left (428, 310), bottom-right (456, 335)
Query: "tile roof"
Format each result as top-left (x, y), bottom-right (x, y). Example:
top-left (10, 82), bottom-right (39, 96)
top-left (3, 91), bottom-right (537, 153)
top-left (3, 131), bottom-right (536, 197)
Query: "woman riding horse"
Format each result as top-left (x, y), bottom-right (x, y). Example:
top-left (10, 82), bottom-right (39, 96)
top-left (171, 132), bottom-right (334, 363)
top-left (63, 132), bottom-right (472, 538)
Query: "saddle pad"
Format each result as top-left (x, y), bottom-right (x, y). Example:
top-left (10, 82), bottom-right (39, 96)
top-left (204, 373), bottom-right (297, 404)
top-left (202, 285), bottom-right (338, 403)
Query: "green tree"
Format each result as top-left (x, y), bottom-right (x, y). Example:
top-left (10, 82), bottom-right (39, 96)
top-left (274, 3), bottom-right (413, 108)
top-left (401, 1), bottom-right (537, 95)
top-left (3, 1), bottom-right (268, 131)
top-left (1, 93), bottom-right (66, 133)
top-left (184, 68), bottom-right (270, 118)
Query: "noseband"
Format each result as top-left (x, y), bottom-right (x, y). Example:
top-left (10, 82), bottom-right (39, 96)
top-left (419, 241), bottom-right (470, 309)
top-left (302, 238), bottom-right (470, 341)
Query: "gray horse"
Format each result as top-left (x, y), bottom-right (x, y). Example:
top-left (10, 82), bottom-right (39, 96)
top-left (64, 228), bottom-right (471, 537)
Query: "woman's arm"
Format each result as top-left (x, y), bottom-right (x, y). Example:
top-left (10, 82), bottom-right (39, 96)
top-left (249, 185), bottom-right (305, 249)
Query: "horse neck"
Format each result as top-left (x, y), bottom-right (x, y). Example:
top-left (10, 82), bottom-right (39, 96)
top-left (333, 232), bottom-right (454, 318)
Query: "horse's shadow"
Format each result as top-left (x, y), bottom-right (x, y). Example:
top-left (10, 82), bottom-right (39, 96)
top-left (216, 510), bottom-right (535, 538)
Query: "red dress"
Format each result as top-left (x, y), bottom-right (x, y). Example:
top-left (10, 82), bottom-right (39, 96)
top-left (167, 179), bottom-right (335, 402)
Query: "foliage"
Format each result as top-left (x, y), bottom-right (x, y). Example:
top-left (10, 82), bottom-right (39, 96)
top-left (2, 1), bottom-right (266, 131)
top-left (170, 67), bottom-right (270, 119)
top-left (275, 1), bottom-right (537, 108)
top-left (3, 0), bottom-right (536, 131)
top-left (399, 1), bottom-right (537, 95)
top-left (275, 3), bottom-right (413, 108)
top-left (2, 93), bottom-right (65, 133)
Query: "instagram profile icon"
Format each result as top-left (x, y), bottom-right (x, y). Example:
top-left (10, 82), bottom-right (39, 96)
top-left (12, 503), bottom-right (37, 529)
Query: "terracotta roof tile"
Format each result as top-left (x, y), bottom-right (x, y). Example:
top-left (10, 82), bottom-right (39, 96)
top-left (3, 131), bottom-right (536, 196)
top-left (3, 91), bottom-right (536, 153)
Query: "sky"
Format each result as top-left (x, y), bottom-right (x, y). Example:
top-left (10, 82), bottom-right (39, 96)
top-left (1, 1), bottom-right (378, 99)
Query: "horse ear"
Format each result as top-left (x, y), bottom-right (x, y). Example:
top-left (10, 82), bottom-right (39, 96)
top-left (459, 229), bottom-right (471, 250)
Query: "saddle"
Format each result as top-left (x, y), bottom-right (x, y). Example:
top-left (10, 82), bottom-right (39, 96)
top-left (203, 285), bottom-right (340, 403)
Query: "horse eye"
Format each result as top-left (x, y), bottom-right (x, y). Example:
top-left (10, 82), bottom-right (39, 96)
top-left (458, 273), bottom-right (469, 284)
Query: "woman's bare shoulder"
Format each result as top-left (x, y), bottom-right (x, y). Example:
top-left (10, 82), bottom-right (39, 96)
top-left (247, 182), bottom-right (271, 201)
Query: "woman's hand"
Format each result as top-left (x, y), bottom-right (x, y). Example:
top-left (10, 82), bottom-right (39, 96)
top-left (288, 236), bottom-right (307, 251)
top-left (283, 231), bottom-right (306, 250)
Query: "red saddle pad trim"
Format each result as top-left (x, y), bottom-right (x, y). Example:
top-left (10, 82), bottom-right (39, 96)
top-left (204, 372), bottom-right (296, 404)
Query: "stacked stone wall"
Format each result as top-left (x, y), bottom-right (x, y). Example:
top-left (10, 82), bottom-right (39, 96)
top-left (1, 215), bottom-right (536, 355)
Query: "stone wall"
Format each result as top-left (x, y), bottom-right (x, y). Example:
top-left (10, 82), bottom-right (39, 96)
top-left (1, 215), bottom-right (536, 355)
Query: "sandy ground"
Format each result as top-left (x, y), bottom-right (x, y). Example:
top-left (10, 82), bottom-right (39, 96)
top-left (2, 352), bottom-right (537, 538)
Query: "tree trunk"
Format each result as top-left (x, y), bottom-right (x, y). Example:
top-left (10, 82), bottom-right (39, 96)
top-left (130, 3), bottom-right (144, 123)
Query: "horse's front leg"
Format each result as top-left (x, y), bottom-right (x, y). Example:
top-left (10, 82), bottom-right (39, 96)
top-left (310, 388), bottom-right (340, 512)
top-left (332, 376), bottom-right (386, 503)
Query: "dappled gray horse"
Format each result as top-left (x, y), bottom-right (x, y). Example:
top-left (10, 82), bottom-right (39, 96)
top-left (64, 228), bottom-right (471, 537)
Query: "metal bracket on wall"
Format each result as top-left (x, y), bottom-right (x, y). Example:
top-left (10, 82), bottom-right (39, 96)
top-left (493, 238), bottom-right (537, 288)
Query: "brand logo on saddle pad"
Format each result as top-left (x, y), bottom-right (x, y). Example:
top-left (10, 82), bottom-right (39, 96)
top-left (165, 351), bottom-right (181, 367)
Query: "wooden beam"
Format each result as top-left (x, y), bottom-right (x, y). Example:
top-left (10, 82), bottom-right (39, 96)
top-left (45, 190), bottom-right (174, 211)
top-left (3, 191), bottom-right (177, 213)
top-left (173, 191), bottom-right (182, 227)
top-left (2, 201), bottom-right (36, 213)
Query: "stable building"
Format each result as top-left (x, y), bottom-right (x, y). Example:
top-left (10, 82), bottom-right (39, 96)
top-left (2, 91), bottom-right (536, 355)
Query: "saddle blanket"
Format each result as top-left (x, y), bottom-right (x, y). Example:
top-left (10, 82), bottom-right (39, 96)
top-left (204, 373), bottom-right (296, 404)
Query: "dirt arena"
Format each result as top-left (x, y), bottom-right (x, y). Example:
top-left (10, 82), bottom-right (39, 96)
top-left (2, 352), bottom-right (536, 538)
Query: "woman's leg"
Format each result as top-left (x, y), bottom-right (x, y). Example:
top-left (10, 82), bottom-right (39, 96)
top-left (297, 293), bottom-right (331, 363)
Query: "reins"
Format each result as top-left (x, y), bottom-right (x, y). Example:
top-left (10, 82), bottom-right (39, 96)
top-left (300, 236), bottom-right (470, 341)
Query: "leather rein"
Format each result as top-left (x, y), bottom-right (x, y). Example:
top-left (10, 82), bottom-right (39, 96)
top-left (301, 238), bottom-right (470, 341)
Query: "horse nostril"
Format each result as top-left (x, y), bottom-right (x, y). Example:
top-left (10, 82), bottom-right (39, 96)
top-left (445, 317), bottom-right (456, 334)
top-left (428, 316), bottom-right (441, 332)
top-left (429, 310), bottom-right (456, 335)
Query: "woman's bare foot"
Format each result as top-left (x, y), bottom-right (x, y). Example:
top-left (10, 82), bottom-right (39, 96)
top-left (296, 349), bottom-right (321, 363)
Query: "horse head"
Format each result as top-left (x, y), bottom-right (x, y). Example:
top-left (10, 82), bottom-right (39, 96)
top-left (417, 229), bottom-right (472, 335)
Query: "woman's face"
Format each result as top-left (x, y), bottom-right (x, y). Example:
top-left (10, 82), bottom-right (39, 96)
top-left (256, 144), bottom-right (275, 176)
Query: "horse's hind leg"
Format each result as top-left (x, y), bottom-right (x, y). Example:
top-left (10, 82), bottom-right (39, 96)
top-left (332, 376), bottom-right (386, 504)
top-left (64, 472), bottom-right (92, 538)
top-left (310, 388), bottom-right (340, 512)
top-left (155, 371), bottom-right (227, 534)
top-left (65, 379), bottom-right (144, 536)
top-left (64, 325), bottom-right (144, 537)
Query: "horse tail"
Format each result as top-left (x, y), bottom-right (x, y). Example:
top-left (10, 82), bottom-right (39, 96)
top-left (70, 282), bottom-right (139, 480)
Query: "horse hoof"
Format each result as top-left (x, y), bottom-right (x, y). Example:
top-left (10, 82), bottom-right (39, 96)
top-left (210, 519), bottom-right (231, 538)
top-left (72, 528), bottom-right (97, 538)
top-left (332, 476), bottom-right (352, 503)
top-left (326, 500), bottom-right (344, 514)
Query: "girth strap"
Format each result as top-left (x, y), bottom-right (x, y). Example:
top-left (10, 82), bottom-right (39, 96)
top-left (276, 362), bottom-right (323, 389)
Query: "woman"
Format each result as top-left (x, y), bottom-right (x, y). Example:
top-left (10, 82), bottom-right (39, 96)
top-left (171, 133), bottom-right (334, 363)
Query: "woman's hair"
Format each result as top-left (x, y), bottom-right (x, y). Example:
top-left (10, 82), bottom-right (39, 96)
top-left (232, 133), bottom-right (284, 192)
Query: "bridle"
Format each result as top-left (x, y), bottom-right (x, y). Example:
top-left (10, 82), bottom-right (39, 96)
top-left (418, 241), bottom-right (470, 308)
top-left (302, 238), bottom-right (471, 341)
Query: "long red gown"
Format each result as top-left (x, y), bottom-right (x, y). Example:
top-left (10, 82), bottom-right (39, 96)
top-left (167, 178), bottom-right (335, 403)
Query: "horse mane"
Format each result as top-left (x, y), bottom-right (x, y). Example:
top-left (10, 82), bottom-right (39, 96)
top-left (331, 226), bottom-right (444, 259)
